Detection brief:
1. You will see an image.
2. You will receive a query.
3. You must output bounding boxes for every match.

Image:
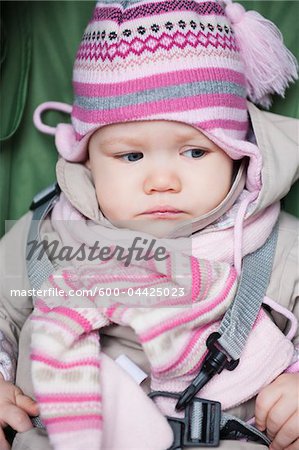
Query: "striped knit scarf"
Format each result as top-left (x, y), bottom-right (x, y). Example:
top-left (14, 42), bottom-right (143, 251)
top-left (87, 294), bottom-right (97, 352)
top-left (31, 250), bottom-right (237, 449)
top-left (30, 195), bottom-right (280, 450)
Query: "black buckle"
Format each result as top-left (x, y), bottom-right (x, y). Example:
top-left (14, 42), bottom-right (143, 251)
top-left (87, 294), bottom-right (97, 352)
top-left (30, 182), bottom-right (61, 210)
top-left (176, 333), bottom-right (239, 411)
top-left (149, 391), bottom-right (221, 448)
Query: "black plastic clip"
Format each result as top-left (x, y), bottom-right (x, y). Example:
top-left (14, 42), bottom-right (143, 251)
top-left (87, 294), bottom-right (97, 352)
top-left (176, 332), bottom-right (239, 411)
top-left (30, 182), bottom-right (61, 210)
top-left (149, 391), bottom-right (221, 448)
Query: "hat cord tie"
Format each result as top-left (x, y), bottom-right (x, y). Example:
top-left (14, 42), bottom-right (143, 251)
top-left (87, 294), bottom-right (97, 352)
top-left (33, 101), bottom-right (72, 136)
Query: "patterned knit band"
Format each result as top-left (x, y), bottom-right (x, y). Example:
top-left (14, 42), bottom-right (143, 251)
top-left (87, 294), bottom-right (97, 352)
top-left (72, 0), bottom-right (248, 147)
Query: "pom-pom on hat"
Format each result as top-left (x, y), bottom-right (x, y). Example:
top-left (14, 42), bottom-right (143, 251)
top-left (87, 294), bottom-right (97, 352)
top-left (36, 0), bottom-right (297, 190)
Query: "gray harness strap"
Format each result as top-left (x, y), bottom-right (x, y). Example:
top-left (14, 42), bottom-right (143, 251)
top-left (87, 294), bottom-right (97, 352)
top-left (26, 184), bottom-right (59, 291)
top-left (218, 222), bottom-right (279, 360)
top-left (219, 413), bottom-right (271, 445)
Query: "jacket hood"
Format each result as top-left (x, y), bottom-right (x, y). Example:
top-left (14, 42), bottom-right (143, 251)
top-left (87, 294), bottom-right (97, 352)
top-left (56, 102), bottom-right (299, 233)
top-left (246, 102), bottom-right (299, 214)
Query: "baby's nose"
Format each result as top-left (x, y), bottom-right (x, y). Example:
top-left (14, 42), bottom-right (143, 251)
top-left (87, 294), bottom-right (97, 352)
top-left (143, 169), bottom-right (181, 193)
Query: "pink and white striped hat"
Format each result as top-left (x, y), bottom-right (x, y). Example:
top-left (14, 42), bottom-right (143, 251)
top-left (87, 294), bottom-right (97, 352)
top-left (51, 0), bottom-right (297, 191)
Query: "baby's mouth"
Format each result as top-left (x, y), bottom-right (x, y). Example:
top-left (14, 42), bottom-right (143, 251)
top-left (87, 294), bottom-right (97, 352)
top-left (139, 206), bottom-right (185, 219)
top-left (142, 211), bottom-right (183, 219)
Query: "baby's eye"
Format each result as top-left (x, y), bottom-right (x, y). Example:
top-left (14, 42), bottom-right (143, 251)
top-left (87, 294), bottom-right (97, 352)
top-left (119, 152), bottom-right (143, 162)
top-left (182, 148), bottom-right (206, 158)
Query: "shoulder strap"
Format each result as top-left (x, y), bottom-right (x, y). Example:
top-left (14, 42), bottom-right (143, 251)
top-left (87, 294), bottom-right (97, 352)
top-left (218, 221), bottom-right (279, 359)
top-left (26, 183), bottom-right (60, 293)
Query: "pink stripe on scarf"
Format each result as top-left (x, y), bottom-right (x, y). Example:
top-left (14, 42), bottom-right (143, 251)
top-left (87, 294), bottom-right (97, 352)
top-left (139, 268), bottom-right (236, 343)
top-left (31, 315), bottom-right (78, 338)
top-left (36, 303), bottom-right (93, 333)
top-left (36, 394), bottom-right (102, 403)
top-left (63, 268), bottom-right (166, 288)
top-left (31, 353), bottom-right (100, 369)
top-left (48, 275), bottom-right (68, 299)
top-left (44, 414), bottom-right (102, 425)
top-left (186, 349), bottom-right (207, 375)
top-left (152, 323), bottom-right (210, 375)
top-left (191, 257), bottom-right (201, 301)
top-left (44, 416), bottom-right (103, 434)
top-left (74, 68), bottom-right (245, 97)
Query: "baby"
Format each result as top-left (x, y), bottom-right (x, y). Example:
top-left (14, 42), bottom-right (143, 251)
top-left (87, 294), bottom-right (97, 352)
top-left (0, 1), bottom-right (298, 449)
top-left (86, 120), bottom-right (234, 237)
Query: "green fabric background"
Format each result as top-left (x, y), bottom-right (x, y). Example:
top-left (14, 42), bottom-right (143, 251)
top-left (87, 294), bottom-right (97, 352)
top-left (1, 1), bottom-right (298, 237)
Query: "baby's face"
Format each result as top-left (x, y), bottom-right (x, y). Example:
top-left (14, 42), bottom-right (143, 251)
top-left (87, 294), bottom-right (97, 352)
top-left (86, 121), bottom-right (233, 236)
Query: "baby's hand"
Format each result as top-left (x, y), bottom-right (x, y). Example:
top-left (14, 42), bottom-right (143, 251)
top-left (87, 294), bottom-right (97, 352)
top-left (255, 373), bottom-right (299, 450)
top-left (0, 374), bottom-right (39, 450)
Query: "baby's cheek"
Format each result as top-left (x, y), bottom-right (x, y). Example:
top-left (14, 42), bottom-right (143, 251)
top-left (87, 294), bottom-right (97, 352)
top-left (95, 187), bottom-right (126, 221)
top-left (210, 169), bottom-right (232, 202)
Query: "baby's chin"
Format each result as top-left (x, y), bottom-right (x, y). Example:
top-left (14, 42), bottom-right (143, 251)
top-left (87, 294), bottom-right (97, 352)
top-left (111, 218), bottom-right (189, 238)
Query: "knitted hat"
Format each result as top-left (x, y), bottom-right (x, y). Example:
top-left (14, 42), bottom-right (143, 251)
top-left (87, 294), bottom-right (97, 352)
top-left (51, 0), bottom-right (297, 191)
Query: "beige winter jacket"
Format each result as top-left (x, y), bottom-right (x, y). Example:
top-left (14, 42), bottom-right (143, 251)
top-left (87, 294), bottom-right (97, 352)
top-left (0, 102), bottom-right (298, 449)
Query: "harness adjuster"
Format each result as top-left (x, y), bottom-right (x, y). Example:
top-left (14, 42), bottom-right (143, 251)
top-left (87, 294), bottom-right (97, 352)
top-left (149, 391), bottom-right (221, 448)
top-left (176, 333), bottom-right (239, 411)
top-left (30, 182), bottom-right (61, 210)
